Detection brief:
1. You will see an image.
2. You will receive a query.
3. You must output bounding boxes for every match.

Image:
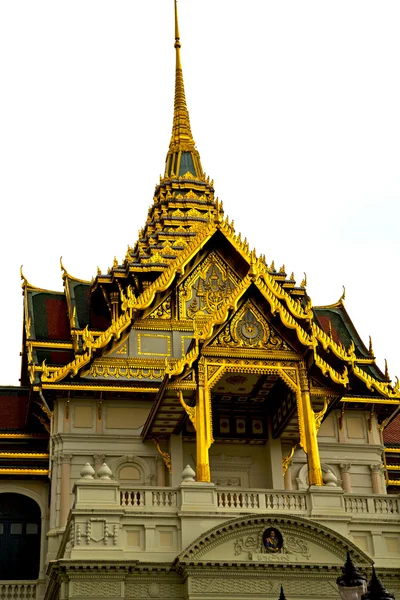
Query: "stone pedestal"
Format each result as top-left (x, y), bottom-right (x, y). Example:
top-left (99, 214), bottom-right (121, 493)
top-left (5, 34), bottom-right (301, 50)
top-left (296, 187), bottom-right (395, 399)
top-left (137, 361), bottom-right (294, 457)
top-left (309, 485), bottom-right (345, 516)
top-left (69, 478), bottom-right (124, 560)
top-left (73, 478), bottom-right (121, 510)
top-left (179, 481), bottom-right (222, 549)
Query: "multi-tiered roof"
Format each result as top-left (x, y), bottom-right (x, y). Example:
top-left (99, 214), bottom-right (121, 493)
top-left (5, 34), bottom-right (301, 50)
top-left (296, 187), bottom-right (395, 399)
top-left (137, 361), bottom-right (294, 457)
top-left (2, 0), bottom-right (399, 480)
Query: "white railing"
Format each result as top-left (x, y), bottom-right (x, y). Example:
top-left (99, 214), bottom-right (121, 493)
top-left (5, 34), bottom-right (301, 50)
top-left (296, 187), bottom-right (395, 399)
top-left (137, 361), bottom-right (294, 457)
top-left (120, 487), bottom-right (178, 509)
top-left (374, 497), bottom-right (400, 515)
top-left (119, 485), bottom-right (400, 519)
top-left (344, 494), bottom-right (400, 516)
top-left (217, 490), bottom-right (260, 509)
top-left (0, 582), bottom-right (37, 600)
top-left (344, 496), bottom-right (368, 514)
top-left (265, 492), bottom-right (307, 511)
top-left (216, 489), bottom-right (308, 512)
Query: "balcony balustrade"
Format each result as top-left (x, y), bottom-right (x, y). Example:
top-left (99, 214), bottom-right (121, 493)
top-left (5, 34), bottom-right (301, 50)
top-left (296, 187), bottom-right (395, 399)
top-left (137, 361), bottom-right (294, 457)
top-left (118, 485), bottom-right (400, 519)
top-left (0, 582), bottom-right (37, 600)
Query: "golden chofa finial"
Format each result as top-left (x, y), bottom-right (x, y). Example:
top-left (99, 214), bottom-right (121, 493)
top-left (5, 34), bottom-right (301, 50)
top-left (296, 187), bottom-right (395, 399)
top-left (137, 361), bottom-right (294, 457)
top-left (369, 336), bottom-right (374, 357)
top-left (340, 285), bottom-right (346, 302)
top-left (20, 265), bottom-right (28, 288)
top-left (20, 265), bottom-right (34, 290)
top-left (300, 273), bottom-right (307, 288)
top-left (384, 359), bottom-right (391, 382)
top-left (60, 256), bottom-right (68, 280)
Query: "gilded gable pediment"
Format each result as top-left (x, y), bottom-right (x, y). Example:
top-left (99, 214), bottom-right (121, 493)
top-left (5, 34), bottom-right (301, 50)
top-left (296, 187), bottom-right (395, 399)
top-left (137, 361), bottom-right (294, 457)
top-left (209, 299), bottom-right (290, 352)
top-left (178, 250), bottom-right (240, 320)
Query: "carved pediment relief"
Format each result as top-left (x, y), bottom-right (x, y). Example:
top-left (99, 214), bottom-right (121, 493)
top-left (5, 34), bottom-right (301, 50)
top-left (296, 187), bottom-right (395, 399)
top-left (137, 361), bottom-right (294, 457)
top-left (178, 514), bottom-right (371, 567)
top-left (179, 251), bottom-right (240, 319)
top-left (147, 295), bottom-right (172, 320)
top-left (210, 300), bottom-right (289, 351)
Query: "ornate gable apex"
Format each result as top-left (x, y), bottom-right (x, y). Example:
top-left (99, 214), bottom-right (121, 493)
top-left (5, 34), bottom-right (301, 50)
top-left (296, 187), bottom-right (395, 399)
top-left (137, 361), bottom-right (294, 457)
top-left (177, 249), bottom-right (242, 321)
top-left (207, 298), bottom-right (292, 354)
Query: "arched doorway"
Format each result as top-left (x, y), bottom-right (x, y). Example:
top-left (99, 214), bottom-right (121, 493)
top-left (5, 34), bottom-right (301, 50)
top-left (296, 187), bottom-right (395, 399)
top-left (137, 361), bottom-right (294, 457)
top-left (0, 493), bottom-right (41, 580)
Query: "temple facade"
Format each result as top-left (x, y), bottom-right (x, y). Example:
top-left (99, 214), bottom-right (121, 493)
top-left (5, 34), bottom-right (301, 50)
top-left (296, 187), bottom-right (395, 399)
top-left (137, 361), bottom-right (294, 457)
top-left (1, 3), bottom-right (399, 599)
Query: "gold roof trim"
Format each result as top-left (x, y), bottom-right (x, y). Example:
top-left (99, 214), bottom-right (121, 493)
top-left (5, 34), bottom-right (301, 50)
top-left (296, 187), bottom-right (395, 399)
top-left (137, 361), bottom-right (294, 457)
top-left (166, 341), bottom-right (199, 378)
top-left (0, 468), bottom-right (49, 475)
top-left (27, 341), bottom-right (73, 349)
top-left (40, 310), bottom-right (132, 384)
top-left (0, 433), bottom-right (47, 439)
top-left (36, 383), bottom-right (159, 393)
top-left (60, 256), bottom-right (91, 284)
top-left (0, 452), bottom-right (49, 458)
top-left (121, 222), bottom-right (216, 312)
top-left (353, 365), bottom-right (400, 399)
top-left (218, 220), bottom-right (310, 322)
top-left (256, 278), bottom-right (314, 348)
top-left (341, 396), bottom-right (400, 405)
top-left (314, 286), bottom-right (346, 310)
top-left (39, 224), bottom-right (215, 385)
top-left (312, 323), bottom-right (355, 362)
top-left (20, 265), bottom-right (62, 295)
top-left (314, 353), bottom-right (349, 387)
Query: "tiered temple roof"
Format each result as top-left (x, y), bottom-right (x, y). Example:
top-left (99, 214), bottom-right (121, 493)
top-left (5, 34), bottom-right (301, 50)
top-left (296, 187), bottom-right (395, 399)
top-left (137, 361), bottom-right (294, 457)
top-left (3, 0), bottom-right (400, 484)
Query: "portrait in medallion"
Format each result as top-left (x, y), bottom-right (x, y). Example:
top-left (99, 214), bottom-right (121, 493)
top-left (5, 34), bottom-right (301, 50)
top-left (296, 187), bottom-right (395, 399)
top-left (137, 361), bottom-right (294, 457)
top-left (262, 527), bottom-right (283, 553)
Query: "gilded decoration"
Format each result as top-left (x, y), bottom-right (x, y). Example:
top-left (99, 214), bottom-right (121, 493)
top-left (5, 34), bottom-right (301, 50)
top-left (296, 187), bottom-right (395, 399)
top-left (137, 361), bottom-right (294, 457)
top-left (205, 360), bottom-right (301, 395)
top-left (89, 359), bottom-right (167, 381)
top-left (212, 300), bottom-right (289, 351)
top-left (179, 251), bottom-right (239, 319)
top-left (147, 296), bottom-right (172, 320)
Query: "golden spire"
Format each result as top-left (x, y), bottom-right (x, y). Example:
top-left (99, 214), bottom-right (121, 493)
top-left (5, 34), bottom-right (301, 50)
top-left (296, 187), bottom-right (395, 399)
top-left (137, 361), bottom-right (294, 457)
top-left (165, 0), bottom-right (203, 178)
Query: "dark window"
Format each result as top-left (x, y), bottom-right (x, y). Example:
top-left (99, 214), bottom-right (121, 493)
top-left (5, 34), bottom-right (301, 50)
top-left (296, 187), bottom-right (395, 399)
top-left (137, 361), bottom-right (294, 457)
top-left (0, 493), bottom-right (41, 580)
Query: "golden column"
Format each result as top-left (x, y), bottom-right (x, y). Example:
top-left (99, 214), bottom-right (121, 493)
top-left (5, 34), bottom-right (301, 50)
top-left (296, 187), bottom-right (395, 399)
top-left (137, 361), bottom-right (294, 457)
top-left (178, 357), bottom-right (213, 482)
top-left (195, 357), bottom-right (213, 482)
top-left (298, 362), bottom-right (323, 486)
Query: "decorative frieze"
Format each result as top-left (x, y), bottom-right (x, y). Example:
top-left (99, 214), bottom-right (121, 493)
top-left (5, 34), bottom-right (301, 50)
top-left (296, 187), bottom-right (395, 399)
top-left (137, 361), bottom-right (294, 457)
top-left (71, 581), bottom-right (121, 597)
top-left (125, 582), bottom-right (183, 598)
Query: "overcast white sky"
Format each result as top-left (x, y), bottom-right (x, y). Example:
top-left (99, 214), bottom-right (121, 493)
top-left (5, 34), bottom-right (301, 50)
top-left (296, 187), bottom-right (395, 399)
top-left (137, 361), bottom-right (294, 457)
top-left (0, 1), bottom-right (399, 386)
